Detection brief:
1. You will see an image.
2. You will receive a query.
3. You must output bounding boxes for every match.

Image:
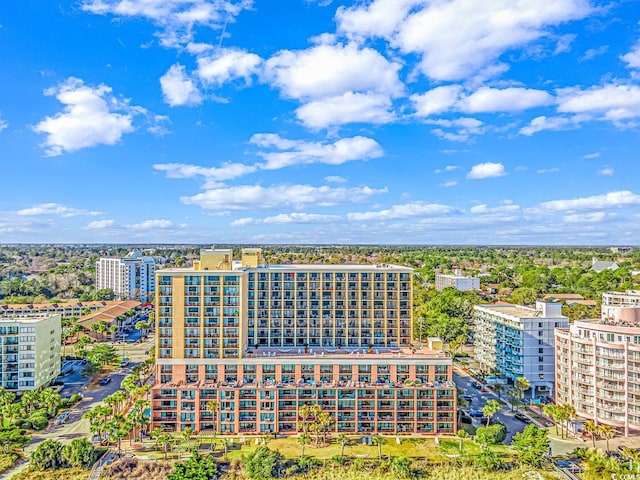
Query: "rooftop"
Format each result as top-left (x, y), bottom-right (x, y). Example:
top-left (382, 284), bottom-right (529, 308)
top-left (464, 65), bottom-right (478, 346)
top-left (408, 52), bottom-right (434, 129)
top-left (0, 314), bottom-right (60, 323)
top-left (243, 345), bottom-right (449, 360)
top-left (475, 302), bottom-right (565, 319)
top-left (160, 263), bottom-right (412, 273)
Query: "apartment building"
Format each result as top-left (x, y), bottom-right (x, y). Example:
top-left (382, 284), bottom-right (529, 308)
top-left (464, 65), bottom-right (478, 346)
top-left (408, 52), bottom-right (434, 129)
top-left (0, 314), bottom-right (61, 392)
top-left (435, 271), bottom-right (480, 292)
top-left (555, 290), bottom-right (640, 436)
top-left (96, 251), bottom-right (156, 302)
top-left (1, 300), bottom-right (122, 319)
top-left (474, 302), bottom-right (568, 396)
top-left (601, 290), bottom-right (640, 324)
top-left (151, 248), bottom-right (456, 435)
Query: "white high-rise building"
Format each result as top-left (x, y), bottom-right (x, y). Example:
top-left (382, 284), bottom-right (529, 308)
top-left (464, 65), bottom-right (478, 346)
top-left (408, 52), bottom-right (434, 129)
top-left (435, 271), bottom-right (480, 292)
top-left (96, 252), bottom-right (156, 302)
top-left (0, 314), bottom-right (61, 392)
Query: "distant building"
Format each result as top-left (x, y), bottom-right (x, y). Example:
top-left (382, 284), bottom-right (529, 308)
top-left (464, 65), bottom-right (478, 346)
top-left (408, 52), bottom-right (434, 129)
top-left (590, 257), bottom-right (619, 273)
top-left (96, 251), bottom-right (156, 301)
top-left (474, 301), bottom-right (569, 396)
top-left (543, 293), bottom-right (584, 303)
top-left (0, 314), bottom-right (61, 392)
top-left (435, 271), bottom-right (480, 292)
top-left (0, 300), bottom-right (123, 319)
top-left (601, 290), bottom-right (640, 324)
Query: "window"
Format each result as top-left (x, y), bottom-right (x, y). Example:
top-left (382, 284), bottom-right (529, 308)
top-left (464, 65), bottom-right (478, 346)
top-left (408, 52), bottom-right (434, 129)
top-left (538, 356), bottom-right (544, 362)
top-left (538, 374), bottom-right (544, 379)
top-left (538, 348), bottom-right (544, 354)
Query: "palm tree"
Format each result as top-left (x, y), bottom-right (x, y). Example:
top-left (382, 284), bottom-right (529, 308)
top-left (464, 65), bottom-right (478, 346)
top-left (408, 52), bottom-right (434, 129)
top-left (556, 407), bottom-right (569, 439)
top-left (297, 433), bottom-right (311, 457)
top-left (336, 433), bottom-right (349, 457)
top-left (21, 390), bottom-right (38, 414)
top-left (0, 388), bottom-right (16, 427)
top-left (583, 420), bottom-right (597, 448)
top-left (371, 434), bottom-right (386, 460)
top-left (181, 426), bottom-right (194, 448)
top-left (492, 383), bottom-right (505, 401)
top-left (515, 377), bottom-right (531, 398)
top-left (39, 388), bottom-right (61, 417)
top-left (109, 325), bottom-right (118, 340)
top-left (543, 404), bottom-right (559, 435)
top-left (597, 424), bottom-right (616, 452)
top-left (560, 404), bottom-right (576, 437)
top-left (158, 433), bottom-right (174, 460)
top-left (456, 429), bottom-right (469, 452)
top-left (151, 427), bottom-right (163, 451)
top-left (206, 400), bottom-right (219, 433)
top-left (221, 438), bottom-right (230, 460)
top-left (482, 399), bottom-right (502, 427)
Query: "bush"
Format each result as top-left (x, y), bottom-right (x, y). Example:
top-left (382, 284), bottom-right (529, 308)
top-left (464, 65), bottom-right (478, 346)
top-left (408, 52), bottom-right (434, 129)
top-left (31, 439), bottom-right (65, 470)
top-left (69, 394), bottom-right (82, 404)
top-left (332, 454), bottom-right (346, 465)
top-left (15, 420), bottom-right (31, 430)
top-left (297, 456), bottom-right (321, 472)
top-left (243, 447), bottom-right (286, 480)
top-left (475, 423), bottom-right (507, 445)
top-left (62, 438), bottom-right (97, 469)
top-left (29, 415), bottom-right (49, 431)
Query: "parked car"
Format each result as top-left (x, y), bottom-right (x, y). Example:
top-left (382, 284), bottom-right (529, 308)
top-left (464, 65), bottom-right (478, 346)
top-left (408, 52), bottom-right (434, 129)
top-left (468, 409), bottom-right (484, 418)
top-left (99, 376), bottom-right (111, 386)
top-left (471, 381), bottom-right (482, 389)
top-left (514, 413), bottom-right (532, 423)
top-left (55, 411), bottom-right (70, 425)
top-left (120, 358), bottom-right (130, 367)
top-left (461, 394), bottom-right (474, 402)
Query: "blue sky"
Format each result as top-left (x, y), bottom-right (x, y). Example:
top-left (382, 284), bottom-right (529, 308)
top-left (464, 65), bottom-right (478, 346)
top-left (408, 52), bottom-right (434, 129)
top-left (1, 0), bottom-right (639, 245)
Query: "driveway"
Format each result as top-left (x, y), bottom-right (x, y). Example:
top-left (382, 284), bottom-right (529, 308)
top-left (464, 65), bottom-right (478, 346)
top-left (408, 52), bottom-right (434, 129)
top-left (454, 369), bottom-right (527, 443)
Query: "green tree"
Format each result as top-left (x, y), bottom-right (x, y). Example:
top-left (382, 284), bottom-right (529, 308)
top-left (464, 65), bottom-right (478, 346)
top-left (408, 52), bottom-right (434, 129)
top-left (151, 426), bottom-right (163, 451)
top-left (0, 428), bottom-right (30, 454)
top-left (168, 451), bottom-right (217, 480)
top-left (87, 344), bottom-right (118, 366)
top-left (336, 433), bottom-right (349, 457)
top-left (482, 400), bottom-right (502, 427)
top-left (371, 434), bottom-right (386, 460)
top-left (455, 429), bottom-right (469, 452)
top-left (31, 439), bottom-right (65, 470)
top-left (61, 438), bottom-right (97, 468)
top-left (511, 425), bottom-right (550, 468)
top-left (243, 446), bottom-right (285, 480)
top-left (475, 424), bottom-right (506, 446)
top-left (94, 288), bottom-right (115, 301)
top-left (543, 404), bottom-right (560, 436)
top-left (492, 383), bottom-right (505, 401)
top-left (583, 420), bottom-right (598, 448)
top-left (597, 424), bottom-right (616, 452)
top-left (297, 433), bottom-right (311, 457)
top-left (159, 433), bottom-right (175, 460)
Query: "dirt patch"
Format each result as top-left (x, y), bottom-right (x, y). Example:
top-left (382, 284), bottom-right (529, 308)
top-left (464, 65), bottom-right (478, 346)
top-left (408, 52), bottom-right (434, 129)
top-left (104, 458), bottom-right (174, 480)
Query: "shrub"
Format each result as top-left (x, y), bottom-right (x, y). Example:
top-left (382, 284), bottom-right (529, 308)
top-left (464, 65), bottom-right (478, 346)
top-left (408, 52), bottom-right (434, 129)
top-left (69, 394), bottom-right (82, 404)
top-left (332, 454), bottom-right (346, 465)
top-left (15, 420), bottom-right (31, 430)
top-left (475, 423), bottom-right (507, 445)
top-left (31, 439), bottom-right (65, 470)
top-left (62, 438), bottom-right (97, 469)
top-left (29, 415), bottom-right (49, 431)
top-left (243, 447), bottom-right (286, 480)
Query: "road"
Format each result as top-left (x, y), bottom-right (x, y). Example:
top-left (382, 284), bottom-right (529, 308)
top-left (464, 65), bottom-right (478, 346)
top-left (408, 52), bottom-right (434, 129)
top-left (5, 335), bottom-right (154, 479)
top-left (454, 369), bottom-right (528, 443)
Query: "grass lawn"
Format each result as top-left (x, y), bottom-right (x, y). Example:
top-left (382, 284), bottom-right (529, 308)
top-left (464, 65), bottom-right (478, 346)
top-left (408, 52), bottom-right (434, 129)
top-left (13, 467), bottom-right (90, 480)
top-left (203, 435), bottom-right (514, 461)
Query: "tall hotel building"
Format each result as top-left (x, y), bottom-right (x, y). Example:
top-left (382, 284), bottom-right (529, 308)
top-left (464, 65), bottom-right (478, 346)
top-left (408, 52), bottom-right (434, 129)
top-left (151, 248), bottom-right (456, 435)
top-left (555, 290), bottom-right (640, 436)
top-left (96, 251), bottom-right (156, 302)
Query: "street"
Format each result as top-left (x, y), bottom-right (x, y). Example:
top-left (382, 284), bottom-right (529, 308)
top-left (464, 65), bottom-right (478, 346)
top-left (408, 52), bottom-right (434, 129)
top-left (454, 369), bottom-right (527, 443)
top-left (5, 335), bottom-right (154, 479)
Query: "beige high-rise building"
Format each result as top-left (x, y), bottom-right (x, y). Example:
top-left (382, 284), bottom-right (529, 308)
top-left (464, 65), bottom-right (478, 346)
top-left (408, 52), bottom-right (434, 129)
top-left (151, 248), bottom-right (456, 435)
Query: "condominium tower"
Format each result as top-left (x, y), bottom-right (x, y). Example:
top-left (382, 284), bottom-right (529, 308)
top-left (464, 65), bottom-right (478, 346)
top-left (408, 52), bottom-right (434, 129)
top-left (474, 301), bottom-right (568, 396)
top-left (96, 251), bottom-right (156, 302)
top-left (0, 314), bottom-right (61, 392)
top-left (151, 248), bottom-right (456, 435)
top-left (555, 290), bottom-right (640, 436)
top-left (435, 271), bottom-right (480, 292)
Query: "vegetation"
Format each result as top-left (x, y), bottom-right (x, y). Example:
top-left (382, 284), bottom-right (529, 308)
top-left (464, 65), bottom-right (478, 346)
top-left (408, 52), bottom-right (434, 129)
top-left (168, 451), bottom-right (217, 480)
top-left (243, 447), bottom-right (286, 480)
top-left (510, 425), bottom-right (550, 468)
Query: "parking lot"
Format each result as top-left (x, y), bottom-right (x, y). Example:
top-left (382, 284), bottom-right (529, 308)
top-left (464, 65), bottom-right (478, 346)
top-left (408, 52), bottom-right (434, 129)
top-left (57, 359), bottom-right (91, 397)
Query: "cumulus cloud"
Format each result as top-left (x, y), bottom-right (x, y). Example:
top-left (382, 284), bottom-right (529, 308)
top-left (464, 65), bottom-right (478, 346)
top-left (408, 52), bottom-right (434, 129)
top-left (16, 203), bottom-right (101, 218)
top-left (467, 162), bottom-right (506, 179)
top-left (160, 64), bottom-right (202, 106)
top-left (264, 43), bottom-right (403, 100)
top-left (621, 39), bottom-right (640, 69)
top-left (337, 0), bottom-right (591, 81)
top-left (519, 115), bottom-right (583, 136)
top-left (181, 184), bottom-right (387, 210)
top-left (535, 190), bottom-right (640, 212)
top-left (81, 0), bottom-right (252, 48)
top-left (557, 84), bottom-right (640, 123)
top-left (127, 219), bottom-right (177, 229)
top-left (295, 92), bottom-right (394, 129)
top-left (250, 134), bottom-right (383, 169)
top-left (563, 212), bottom-right (608, 223)
top-left (196, 48), bottom-right (262, 85)
top-left (153, 162), bottom-right (257, 188)
top-left (324, 175), bottom-right (347, 183)
top-left (346, 201), bottom-right (455, 221)
top-left (32, 78), bottom-right (139, 156)
top-left (428, 117), bottom-right (485, 142)
top-left (85, 219), bottom-right (116, 229)
top-left (231, 212), bottom-right (341, 226)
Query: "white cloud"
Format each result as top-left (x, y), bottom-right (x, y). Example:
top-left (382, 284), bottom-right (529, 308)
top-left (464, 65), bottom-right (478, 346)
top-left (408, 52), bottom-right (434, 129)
top-left (580, 45), bottom-right (608, 61)
top-left (459, 87), bottom-right (553, 113)
top-left (16, 203), bottom-right (101, 218)
top-left (0, 118), bottom-right (7, 132)
top-left (621, 39), bottom-right (640, 69)
top-left (127, 219), bottom-right (177, 230)
top-left (85, 219), bottom-right (116, 229)
top-left (470, 203), bottom-right (521, 214)
top-left (182, 184), bottom-right (387, 210)
top-left (428, 117), bottom-right (485, 142)
top-left (324, 175), bottom-right (347, 183)
top-left (337, 0), bottom-right (591, 81)
top-left (81, 0), bottom-right (252, 48)
top-left (434, 165), bottom-right (459, 174)
top-left (295, 92), bottom-right (394, 129)
top-left (153, 162), bottom-right (257, 187)
top-left (160, 64), bottom-right (202, 106)
top-left (535, 190), bottom-right (640, 212)
top-left (346, 201), bottom-right (455, 221)
top-left (264, 43), bottom-right (403, 100)
top-left (32, 77), bottom-right (138, 156)
top-left (231, 212), bottom-right (341, 226)
top-left (598, 167), bottom-right (614, 176)
top-left (582, 152), bottom-right (600, 159)
top-left (467, 162), bottom-right (506, 179)
top-left (439, 181), bottom-right (458, 187)
top-left (519, 115), bottom-right (582, 135)
top-left (557, 84), bottom-right (640, 122)
top-left (563, 212), bottom-right (608, 223)
top-left (410, 85), bottom-right (462, 117)
top-left (537, 167), bottom-right (559, 174)
top-left (250, 134), bottom-right (382, 169)
top-left (196, 48), bottom-right (262, 85)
